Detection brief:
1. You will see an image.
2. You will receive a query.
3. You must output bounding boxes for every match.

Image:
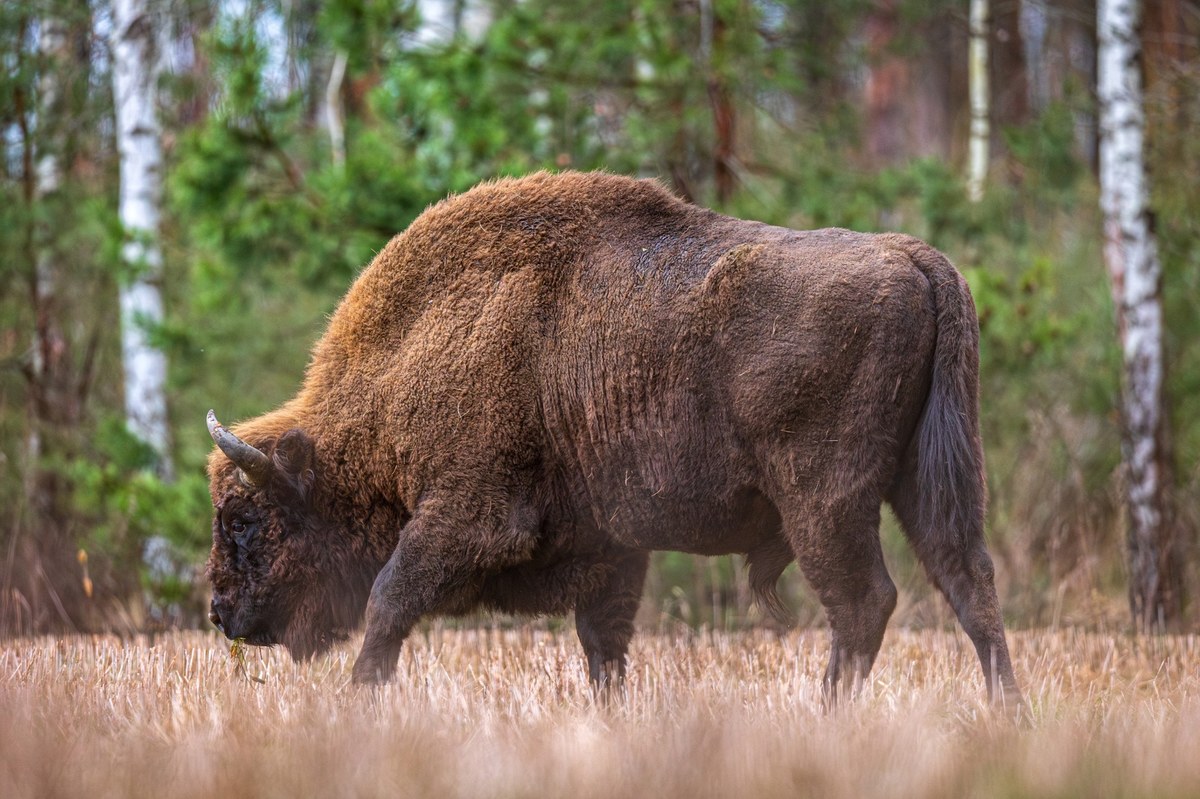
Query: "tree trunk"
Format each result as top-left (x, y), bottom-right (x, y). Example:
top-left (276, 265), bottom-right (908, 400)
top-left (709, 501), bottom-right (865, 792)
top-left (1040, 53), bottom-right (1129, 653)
top-left (968, 0), bottom-right (990, 201)
top-left (1098, 0), bottom-right (1182, 632)
top-left (6, 11), bottom-right (91, 636)
top-left (1143, 0), bottom-right (1198, 161)
top-left (863, 3), bottom-right (958, 167)
top-left (113, 0), bottom-right (172, 478)
top-left (1021, 0), bottom-right (1049, 112)
top-left (1026, 0), bottom-right (1098, 167)
top-left (31, 15), bottom-right (70, 450)
top-left (1143, 0), bottom-right (1191, 79)
top-left (990, 0), bottom-right (1028, 131)
top-left (1064, 1), bottom-right (1099, 170)
top-left (863, 0), bottom-right (908, 166)
top-left (175, 2), bottom-right (214, 127)
top-left (701, 0), bottom-right (735, 203)
top-left (325, 50), bottom-right (348, 170)
top-left (415, 0), bottom-right (457, 47)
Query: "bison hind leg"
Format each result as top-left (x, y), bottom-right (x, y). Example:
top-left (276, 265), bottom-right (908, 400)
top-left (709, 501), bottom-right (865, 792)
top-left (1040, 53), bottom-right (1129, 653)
top-left (889, 474), bottom-right (1022, 707)
top-left (746, 538), bottom-right (796, 628)
top-left (774, 496), bottom-right (897, 705)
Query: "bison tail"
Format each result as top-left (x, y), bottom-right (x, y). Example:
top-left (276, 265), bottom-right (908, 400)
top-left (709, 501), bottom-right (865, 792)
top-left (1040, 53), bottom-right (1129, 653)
top-left (892, 236), bottom-right (987, 549)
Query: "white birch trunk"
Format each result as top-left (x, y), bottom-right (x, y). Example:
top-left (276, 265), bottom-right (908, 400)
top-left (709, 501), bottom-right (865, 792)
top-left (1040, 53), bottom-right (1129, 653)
top-left (414, 0), bottom-right (457, 47)
top-left (113, 0), bottom-right (172, 478)
top-left (325, 50), bottom-right (347, 170)
top-left (413, 0), bottom-right (495, 44)
top-left (458, 0), bottom-right (492, 41)
top-left (34, 19), bottom-right (65, 201)
top-left (967, 0), bottom-right (990, 202)
top-left (28, 15), bottom-right (68, 477)
top-left (1098, 0), bottom-right (1175, 630)
top-left (1020, 0), bottom-right (1048, 112)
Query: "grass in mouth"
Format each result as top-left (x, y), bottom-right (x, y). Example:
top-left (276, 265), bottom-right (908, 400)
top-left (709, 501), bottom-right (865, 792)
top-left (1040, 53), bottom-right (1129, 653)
top-left (229, 637), bottom-right (266, 683)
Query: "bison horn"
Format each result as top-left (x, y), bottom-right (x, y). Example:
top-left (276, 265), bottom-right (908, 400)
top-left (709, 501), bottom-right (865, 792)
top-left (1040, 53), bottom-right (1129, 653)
top-left (207, 410), bottom-right (272, 486)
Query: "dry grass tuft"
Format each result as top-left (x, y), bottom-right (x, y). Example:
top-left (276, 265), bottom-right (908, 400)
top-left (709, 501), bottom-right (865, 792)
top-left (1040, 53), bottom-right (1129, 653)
top-left (3, 627), bottom-right (1200, 798)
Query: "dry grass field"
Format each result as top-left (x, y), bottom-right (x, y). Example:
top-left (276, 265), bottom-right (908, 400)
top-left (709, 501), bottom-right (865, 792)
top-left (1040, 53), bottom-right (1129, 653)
top-left (3, 626), bottom-right (1200, 798)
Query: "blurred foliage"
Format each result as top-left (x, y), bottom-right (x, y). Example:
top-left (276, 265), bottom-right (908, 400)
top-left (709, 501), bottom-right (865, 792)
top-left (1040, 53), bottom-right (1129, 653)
top-left (1, 0), bottom-right (1196, 632)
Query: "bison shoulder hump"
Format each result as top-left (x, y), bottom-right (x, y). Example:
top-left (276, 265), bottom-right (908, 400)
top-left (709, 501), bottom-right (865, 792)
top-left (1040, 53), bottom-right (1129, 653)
top-left (701, 243), bottom-right (766, 298)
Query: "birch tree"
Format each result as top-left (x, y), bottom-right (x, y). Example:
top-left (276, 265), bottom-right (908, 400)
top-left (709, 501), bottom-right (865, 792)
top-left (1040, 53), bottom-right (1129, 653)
top-left (325, 49), bottom-right (348, 170)
top-left (1098, 0), bottom-right (1182, 631)
top-left (967, 0), bottom-right (989, 202)
top-left (29, 14), bottom-right (68, 478)
top-left (414, 0), bottom-right (457, 47)
top-left (16, 10), bottom-right (82, 633)
top-left (113, 0), bottom-right (172, 477)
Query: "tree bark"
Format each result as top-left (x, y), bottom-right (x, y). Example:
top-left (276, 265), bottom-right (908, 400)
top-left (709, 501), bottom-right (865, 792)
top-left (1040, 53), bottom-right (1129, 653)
top-left (1098, 0), bottom-right (1182, 632)
top-left (989, 0), bottom-right (1028, 130)
top-left (414, 0), bottom-right (456, 47)
top-left (31, 16), bottom-right (69, 444)
top-left (968, 0), bottom-right (990, 202)
top-left (863, 2), bottom-right (958, 167)
top-left (1025, 0), bottom-right (1098, 166)
top-left (1143, 0), bottom-right (1198, 160)
top-left (701, 0), bottom-right (735, 203)
top-left (325, 50), bottom-right (348, 170)
top-left (6, 11), bottom-right (90, 636)
top-left (864, 0), bottom-right (908, 166)
top-left (113, 0), bottom-right (172, 478)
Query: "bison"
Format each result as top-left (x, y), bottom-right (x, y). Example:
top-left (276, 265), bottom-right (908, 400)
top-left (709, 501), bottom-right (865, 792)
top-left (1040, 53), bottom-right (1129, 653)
top-left (205, 171), bottom-right (1020, 704)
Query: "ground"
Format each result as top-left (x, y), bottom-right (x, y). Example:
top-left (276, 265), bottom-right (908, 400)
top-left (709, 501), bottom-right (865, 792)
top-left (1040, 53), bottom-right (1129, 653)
top-left (2, 626), bottom-right (1199, 798)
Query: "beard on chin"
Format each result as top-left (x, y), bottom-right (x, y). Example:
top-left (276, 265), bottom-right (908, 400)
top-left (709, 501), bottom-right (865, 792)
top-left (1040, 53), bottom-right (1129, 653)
top-left (283, 616), bottom-right (349, 662)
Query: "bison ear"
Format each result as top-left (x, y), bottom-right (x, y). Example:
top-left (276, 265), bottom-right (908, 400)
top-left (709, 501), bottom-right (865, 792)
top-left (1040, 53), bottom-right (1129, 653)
top-left (272, 429), bottom-right (317, 499)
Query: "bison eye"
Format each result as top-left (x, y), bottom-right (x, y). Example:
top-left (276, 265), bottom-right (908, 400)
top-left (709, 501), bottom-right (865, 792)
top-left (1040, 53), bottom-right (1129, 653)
top-left (224, 515), bottom-right (256, 548)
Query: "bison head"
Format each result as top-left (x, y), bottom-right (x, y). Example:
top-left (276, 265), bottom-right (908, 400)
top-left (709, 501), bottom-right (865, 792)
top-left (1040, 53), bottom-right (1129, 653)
top-left (205, 411), bottom-right (366, 661)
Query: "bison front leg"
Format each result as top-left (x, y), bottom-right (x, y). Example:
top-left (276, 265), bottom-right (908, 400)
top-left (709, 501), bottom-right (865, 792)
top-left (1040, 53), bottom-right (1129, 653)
top-left (351, 518), bottom-right (479, 685)
top-left (574, 548), bottom-right (649, 699)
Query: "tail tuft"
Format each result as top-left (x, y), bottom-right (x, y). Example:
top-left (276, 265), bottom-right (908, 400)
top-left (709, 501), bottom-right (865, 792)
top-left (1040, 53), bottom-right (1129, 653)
top-left (891, 235), bottom-right (987, 545)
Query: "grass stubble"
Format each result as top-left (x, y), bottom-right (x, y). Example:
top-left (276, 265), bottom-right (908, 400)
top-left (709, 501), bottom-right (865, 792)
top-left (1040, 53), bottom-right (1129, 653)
top-left (2, 627), bottom-right (1200, 798)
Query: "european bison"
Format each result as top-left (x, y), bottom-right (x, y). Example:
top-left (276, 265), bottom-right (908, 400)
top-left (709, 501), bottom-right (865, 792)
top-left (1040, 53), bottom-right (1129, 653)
top-left (205, 171), bottom-right (1020, 703)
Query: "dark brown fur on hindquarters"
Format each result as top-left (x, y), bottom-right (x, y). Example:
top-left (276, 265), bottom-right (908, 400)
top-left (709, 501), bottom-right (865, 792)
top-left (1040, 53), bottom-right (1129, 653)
top-left (203, 171), bottom-right (1021, 705)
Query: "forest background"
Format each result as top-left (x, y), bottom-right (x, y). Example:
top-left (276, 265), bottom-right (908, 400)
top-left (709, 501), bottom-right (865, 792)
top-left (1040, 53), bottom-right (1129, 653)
top-left (1, 0), bottom-right (1198, 637)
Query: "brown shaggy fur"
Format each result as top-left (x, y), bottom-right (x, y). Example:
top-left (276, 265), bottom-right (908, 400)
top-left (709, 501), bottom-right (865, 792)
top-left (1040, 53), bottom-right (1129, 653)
top-left (206, 171), bottom-right (1020, 703)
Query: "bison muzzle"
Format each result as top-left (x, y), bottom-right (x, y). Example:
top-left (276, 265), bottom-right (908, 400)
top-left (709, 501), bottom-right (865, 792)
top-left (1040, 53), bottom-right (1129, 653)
top-left (205, 171), bottom-right (1021, 705)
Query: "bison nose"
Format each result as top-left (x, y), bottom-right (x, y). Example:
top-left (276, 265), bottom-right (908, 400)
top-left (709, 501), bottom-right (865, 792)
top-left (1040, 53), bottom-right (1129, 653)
top-left (209, 600), bottom-right (225, 633)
